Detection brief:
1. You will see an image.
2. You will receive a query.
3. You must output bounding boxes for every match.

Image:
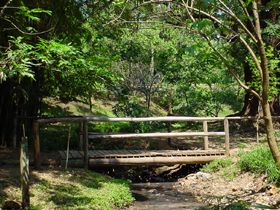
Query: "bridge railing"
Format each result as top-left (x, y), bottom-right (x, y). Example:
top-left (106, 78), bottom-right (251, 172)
top-left (33, 116), bottom-right (232, 169)
top-left (33, 116), bottom-right (279, 168)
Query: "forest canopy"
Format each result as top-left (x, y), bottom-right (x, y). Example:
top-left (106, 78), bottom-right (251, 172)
top-left (0, 0), bottom-right (279, 152)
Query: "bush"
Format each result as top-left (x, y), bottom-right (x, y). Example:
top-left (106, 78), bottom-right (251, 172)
top-left (238, 145), bottom-right (280, 184)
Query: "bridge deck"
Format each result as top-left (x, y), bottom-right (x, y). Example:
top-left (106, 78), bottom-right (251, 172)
top-left (59, 150), bottom-right (226, 166)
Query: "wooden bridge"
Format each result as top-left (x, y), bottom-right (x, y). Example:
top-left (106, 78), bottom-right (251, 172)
top-left (32, 116), bottom-right (232, 168)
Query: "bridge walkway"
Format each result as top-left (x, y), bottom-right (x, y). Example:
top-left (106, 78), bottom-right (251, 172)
top-left (59, 149), bottom-right (226, 166)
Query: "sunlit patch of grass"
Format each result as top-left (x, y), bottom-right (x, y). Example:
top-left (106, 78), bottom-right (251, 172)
top-left (201, 158), bottom-right (240, 181)
top-left (238, 145), bottom-right (280, 184)
top-left (28, 169), bottom-right (134, 210)
top-left (201, 158), bottom-right (233, 173)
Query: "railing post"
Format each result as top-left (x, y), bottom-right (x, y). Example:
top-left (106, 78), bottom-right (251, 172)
top-left (224, 118), bottom-right (230, 156)
top-left (203, 121), bottom-right (209, 150)
top-left (83, 120), bottom-right (89, 169)
top-left (78, 121), bottom-right (84, 150)
top-left (32, 121), bottom-right (41, 169)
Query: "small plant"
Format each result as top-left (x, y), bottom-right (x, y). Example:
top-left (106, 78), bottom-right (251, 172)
top-left (238, 145), bottom-right (280, 184)
top-left (202, 158), bottom-right (233, 173)
top-left (220, 164), bottom-right (239, 181)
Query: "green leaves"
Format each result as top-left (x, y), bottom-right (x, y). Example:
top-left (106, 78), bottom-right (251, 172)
top-left (0, 36), bottom-right (35, 81)
top-left (17, 6), bottom-right (52, 22)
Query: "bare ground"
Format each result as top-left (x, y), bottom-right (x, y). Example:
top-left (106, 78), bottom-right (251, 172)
top-left (176, 169), bottom-right (280, 209)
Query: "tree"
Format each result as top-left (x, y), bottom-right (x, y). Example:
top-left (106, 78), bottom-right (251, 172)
top-left (107, 0), bottom-right (280, 165)
top-left (0, 0), bottom-right (121, 147)
top-left (181, 0), bottom-right (280, 166)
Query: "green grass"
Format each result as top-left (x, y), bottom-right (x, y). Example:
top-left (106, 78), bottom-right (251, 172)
top-left (201, 158), bottom-right (239, 181)
top-left (0, 168), bottom-right (133, 210)
top-left (238, 145), bottom-right (280, 184)
top-left (27, 169), bottom-right (134, 210)
top-left (202, 145), bottom-right (280, 185)
top-left (202, 158), bottom-right (233, 173)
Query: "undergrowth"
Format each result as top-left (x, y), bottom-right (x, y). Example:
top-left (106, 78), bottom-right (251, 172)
top-left (238, 145), bottom-right (280, 184)
top-left (30, 169), bottom-right (134, 210)
top-left (1, 169), bottom-right (134, 210)
top-left (202, 145), bottom-right (280, 185)
top-left (202, 159), bottom-right (233, 173)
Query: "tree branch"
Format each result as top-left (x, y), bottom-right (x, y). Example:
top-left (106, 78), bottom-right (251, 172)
top-left (2, 17), bottom-right (54, 35)
top-left (0, 0), bottom-right (13, 17)
top-left (182, 0), bottom-right (263, 83)
top-left (217, 0), bottom-right (257, 43)
top-left (183, 0), bottom-right (261, 101)
top-left (237, 0), bottom-right (256, 35)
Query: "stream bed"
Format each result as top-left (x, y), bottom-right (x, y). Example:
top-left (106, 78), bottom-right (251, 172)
top-left (126, 182), bottom-right (204, 210)
top-left (95, 165), bottom-right (205, 210)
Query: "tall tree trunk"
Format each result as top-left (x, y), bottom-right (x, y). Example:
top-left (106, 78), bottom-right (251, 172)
top-left (262, 100), bottom-right (280, 166)
top-left (253, 0), bottom-right (280, 166)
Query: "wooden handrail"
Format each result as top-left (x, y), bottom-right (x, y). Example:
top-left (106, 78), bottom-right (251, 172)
top-left (85, 116), bottom-right (225, 122)
top-left (32, 116), bottom-right (235, 168)
top-left (88, 132), bottom-right (226, 139)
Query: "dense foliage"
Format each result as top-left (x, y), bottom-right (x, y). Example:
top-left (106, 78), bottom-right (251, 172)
top-left (0, 0), bottom-right (279, 148)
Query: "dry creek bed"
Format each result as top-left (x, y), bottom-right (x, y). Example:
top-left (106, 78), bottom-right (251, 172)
top-left (176, 171), bottom-right (280, 209)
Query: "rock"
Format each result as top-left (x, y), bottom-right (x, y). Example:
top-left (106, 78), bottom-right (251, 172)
top-left (268, 186), bottom-right (278, 195)
top-left (196, 172), bottom-right (211, 179)
top-left (231, 187), bottom-right (238, 192)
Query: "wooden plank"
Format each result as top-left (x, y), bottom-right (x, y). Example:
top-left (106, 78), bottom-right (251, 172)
top-left (34, 115), bottom-right (280, 124)
top-left (36, 117), bottom-right (85, 124)
top-left (88, 132), bottom-right (225, 139)
top-left (88, 155), bottom-right (226, 166)
top-left (61, 150), bottom-right (226, 159)
top-left (85, 116), bottom-right (225, 122)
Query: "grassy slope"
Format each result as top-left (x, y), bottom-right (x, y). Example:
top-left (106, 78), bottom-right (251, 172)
top-left (39, 97), bottom-right (168, 151)
top-left (41, 97), bottom-right (167, 117)
top-left (0, 168), bottom-right (133, 210)
top-left (202, 144), bottom-right (280, 184)
top-left (2, 98), bottom-right (142, 210)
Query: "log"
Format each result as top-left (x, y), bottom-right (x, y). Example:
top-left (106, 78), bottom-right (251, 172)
top-left (85, 116), bottom-right (225, 122)
top-left (88, 132), bottom-right (225, 139)
top-left (88, 155), bottom-right (225, 166)
top-left (36, 116), bottom-right (85, 124)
